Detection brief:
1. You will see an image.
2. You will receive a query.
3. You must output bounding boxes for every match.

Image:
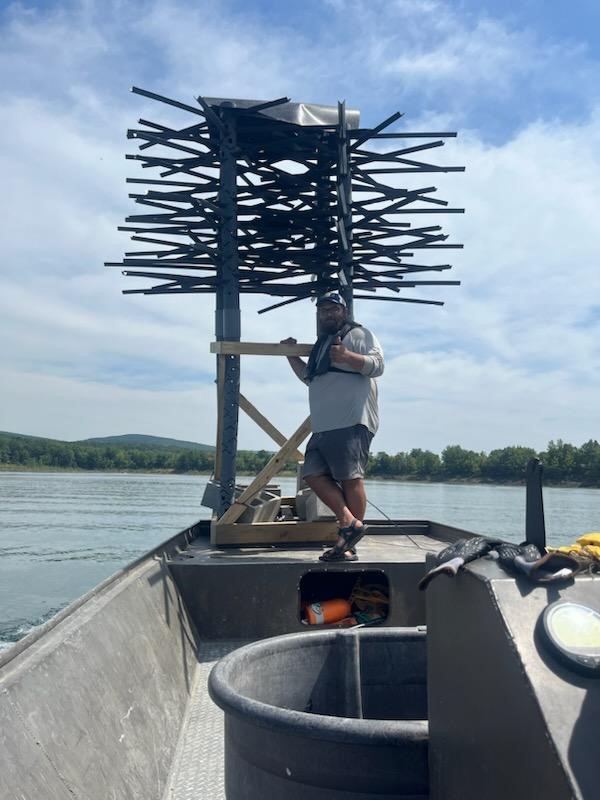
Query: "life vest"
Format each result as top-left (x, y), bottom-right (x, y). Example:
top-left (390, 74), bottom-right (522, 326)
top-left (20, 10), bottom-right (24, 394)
top-left (305, 322), bottom-right (362, 382)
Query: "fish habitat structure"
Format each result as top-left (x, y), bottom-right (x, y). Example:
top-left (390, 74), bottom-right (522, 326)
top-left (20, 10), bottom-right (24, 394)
top-left (106, 89), bottom-right (464, 545)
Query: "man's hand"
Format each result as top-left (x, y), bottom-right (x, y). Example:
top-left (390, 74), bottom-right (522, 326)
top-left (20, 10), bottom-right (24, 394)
top-left (330, 336), bottom-right (365, 372)
top-left (330, 336), bottom-right (349, 365)
top-left (281, 336), bottom-right (307, 382)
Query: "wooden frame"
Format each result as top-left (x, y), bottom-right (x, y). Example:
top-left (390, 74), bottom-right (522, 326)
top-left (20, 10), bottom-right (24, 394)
top-left (210, 341), bottom-right (322, 546)
top-left (210, 341), bottom-right (312, 357)
top-left (211, 520), bottom-right (338, 546)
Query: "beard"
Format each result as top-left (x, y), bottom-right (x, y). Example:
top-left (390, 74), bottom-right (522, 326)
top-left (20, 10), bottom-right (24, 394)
top-left (320, 317), bottom-right (344, 335)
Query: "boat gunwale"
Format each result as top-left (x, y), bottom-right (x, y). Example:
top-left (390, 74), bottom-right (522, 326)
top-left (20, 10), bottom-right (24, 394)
top-left (0, 519), bottom-right (207, 671)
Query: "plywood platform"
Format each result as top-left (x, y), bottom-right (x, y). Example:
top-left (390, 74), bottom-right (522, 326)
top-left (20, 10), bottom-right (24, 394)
top-left (178, 519), bottom-right (468, 564)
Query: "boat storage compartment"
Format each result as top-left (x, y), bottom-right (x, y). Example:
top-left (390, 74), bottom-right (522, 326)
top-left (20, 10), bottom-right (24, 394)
top-left (299, 569), bottom-right (389, 626)
top-left (209, 627), bottom-right (428, 799)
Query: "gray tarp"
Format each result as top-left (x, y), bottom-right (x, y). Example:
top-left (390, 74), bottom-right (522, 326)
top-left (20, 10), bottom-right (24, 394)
top-left (205, 97), bottom-right (360, 128)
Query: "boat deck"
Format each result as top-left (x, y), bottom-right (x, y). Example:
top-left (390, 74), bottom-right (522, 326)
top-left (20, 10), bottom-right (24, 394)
top-left (162, 524), bottom-right (466, 798)
top-left (175, 522), bottom-right (460, 564)
top-left (163, 640), bottom-right (245, 800)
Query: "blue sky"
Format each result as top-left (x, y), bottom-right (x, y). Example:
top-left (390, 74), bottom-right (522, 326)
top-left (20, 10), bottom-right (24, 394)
top-left (1, 0), bottom-right (599, 454)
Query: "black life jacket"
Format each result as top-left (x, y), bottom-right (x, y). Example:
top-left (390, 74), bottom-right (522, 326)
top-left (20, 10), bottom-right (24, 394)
top-left (305, 321), bottom-right (362, 382)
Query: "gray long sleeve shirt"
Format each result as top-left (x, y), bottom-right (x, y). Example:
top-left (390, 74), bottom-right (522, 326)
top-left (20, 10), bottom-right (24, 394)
top-left (306, 326), bottom-right (384, 434)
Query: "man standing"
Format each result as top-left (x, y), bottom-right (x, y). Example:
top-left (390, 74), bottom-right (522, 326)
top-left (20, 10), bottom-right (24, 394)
top-left (283, 292), bottom-right (384, 561)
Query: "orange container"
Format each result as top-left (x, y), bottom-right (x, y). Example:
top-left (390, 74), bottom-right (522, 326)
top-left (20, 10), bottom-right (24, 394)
top-left (306, 598), bottom-right (351, 625)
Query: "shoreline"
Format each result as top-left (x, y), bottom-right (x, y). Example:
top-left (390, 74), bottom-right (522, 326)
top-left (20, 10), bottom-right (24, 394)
top-left (1, 465), bottom-right (597, 489)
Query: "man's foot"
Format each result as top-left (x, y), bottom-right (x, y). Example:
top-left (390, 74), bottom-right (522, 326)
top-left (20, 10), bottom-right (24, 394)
top-left (336, 519), bottom-right (367, 551)
top-left (319, 547), bottom-right (358, 562)
top-left (319, 520), bottom-right (367, 561)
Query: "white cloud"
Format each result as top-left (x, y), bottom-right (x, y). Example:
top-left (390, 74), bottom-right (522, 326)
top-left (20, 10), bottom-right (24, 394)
top-left (377, 350), bottom-right (599, 454)
top-left (0, 368), bottom-right (216, 442)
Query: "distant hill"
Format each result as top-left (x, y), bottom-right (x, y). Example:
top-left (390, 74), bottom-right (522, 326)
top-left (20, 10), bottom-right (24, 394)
top-left (0, 431), bottom-right (215, 452)
top-left (80, 434), bottom-right (215, 452)
top-left (0, 430), bottom-right (62, 443)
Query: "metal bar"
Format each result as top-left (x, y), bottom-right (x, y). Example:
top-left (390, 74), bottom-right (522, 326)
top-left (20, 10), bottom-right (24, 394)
top-left (257, 294), bottom-right (312, 314)
top-left (353, 294), bottom-right (445, 305)
top-left (215, 108), bottom-right (240, 516)
top-left (362, 208), bottom-right (465, 215)
top-left (353, 140), bottom-right (445, 159)
top-left (115, 257), bottom-right (216, 267)
top-left (372, 280), bottom-right (461, 287)
top-left (196, 96), bottom-right (228, 134)
top-left (338, 101), bottom-right (354, 316)
top-left (356, 165), bottom-right (466, 174)
top-left (126, 177), bottom-right (207, 187)
top-left (350, 111), bottom-right (403, 151)
top-left (137, 117), bottom-right (210, 136)
top-left (525, 458), bottom-right (546, 549)
top-left (350, 130), bottom-right (457, 139)
top-left (213, 356), bottom-right (226, 482)
top-left (313, 130), bottom-right (337, 328)
top-left (353, 185), bottom-right (440, 203)
top-left (245, 97), bottom-right (291, 113)
top-left (131, 86), bottom-right (207, 117)
top-left (122, 286), bottom-right (215, 294)
top-left (121, 269), bottom-right (217, 283)
top-left (128, 129), bottom-right (215, 159)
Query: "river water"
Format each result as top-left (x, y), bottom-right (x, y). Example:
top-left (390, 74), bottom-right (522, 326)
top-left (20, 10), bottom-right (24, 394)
top-left (1, 471), bottom-right (599, 651)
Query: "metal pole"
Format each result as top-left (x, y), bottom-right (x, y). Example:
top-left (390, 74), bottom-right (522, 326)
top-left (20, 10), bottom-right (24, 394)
top-left (337, 101), bottom-right (354, 319)
top-left (525, 457), bottom-right (546, 550)
top-left (216, 108), bottom-right (240, 515)
top-left (315, 136), bottom-right (332, 335)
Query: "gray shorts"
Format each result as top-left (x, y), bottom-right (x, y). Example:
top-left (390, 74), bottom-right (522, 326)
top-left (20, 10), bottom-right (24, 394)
top-left (302, 424), bottom-right (373, 482)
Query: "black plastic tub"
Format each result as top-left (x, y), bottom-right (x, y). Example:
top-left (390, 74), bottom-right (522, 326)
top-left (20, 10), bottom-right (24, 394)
top-left (208, 627), bottom-right (428, 799)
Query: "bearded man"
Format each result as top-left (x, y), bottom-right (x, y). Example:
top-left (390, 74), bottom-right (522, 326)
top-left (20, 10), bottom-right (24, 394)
top-left (282, 292), bottom-right (384, 561)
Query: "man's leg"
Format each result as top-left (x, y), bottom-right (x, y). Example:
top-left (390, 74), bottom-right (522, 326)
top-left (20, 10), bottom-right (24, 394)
top-left (341, 478), bottom-right (367, 522)
top-left (305, 427), bottom-right (371, 554)
top-left (305, 474), bottom-right (367, 553)
top-left (304, 474), bottom-right (355, 529)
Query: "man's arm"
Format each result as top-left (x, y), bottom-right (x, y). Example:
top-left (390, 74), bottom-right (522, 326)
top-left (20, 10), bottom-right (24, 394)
top-left (281, 337), bottom-right (308, 383)
top-left (330, 328), bottom-right (384, 377)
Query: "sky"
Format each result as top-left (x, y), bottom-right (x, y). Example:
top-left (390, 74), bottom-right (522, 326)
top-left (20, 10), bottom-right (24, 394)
top-left (1, 0), bottom-right (599, 455)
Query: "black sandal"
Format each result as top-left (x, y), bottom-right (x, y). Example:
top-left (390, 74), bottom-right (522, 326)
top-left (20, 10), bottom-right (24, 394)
top-left (318, 521), bottom-right (367, 562)
top-left (319, 547), bottom-right (358, 563)
top-left (338, 519), bottom-right (367, 551)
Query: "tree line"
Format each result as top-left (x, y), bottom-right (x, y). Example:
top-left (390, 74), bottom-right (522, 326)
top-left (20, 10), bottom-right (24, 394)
top-left (0, 434), bottom-right (274, 475)
top-left (1, 433), bottom-right (599, 485)
top-left (366, 440), bottom-right (600, 485)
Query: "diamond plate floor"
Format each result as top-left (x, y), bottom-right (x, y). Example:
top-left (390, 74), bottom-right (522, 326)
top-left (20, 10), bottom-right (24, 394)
top-left (163, 640), bottom-right (248, 800)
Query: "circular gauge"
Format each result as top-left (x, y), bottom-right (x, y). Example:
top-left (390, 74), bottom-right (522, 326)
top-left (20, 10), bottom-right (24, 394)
top-left (541, 601), bottom-right (600, 676)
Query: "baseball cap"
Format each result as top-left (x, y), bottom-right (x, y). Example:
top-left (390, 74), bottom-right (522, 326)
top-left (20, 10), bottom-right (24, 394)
top-left (316, 291), bottom-right (346, 308)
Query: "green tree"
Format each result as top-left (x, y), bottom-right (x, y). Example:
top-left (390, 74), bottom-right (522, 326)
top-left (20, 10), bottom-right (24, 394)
top-left (481, 446), bottom-right (537, 481)
top-left (574, 439), bottom-right (600, 485)
top-left (370, 451), bottom-right (396, 476)
top-left (406, 448), bottom-right (441, 479)
top-left (442, 445), bottom-right (484, 479)
top-left (541, 439), bottom-right (579, 482)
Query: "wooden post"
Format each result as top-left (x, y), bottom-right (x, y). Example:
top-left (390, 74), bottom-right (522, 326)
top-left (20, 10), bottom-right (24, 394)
top-left (210, 341), bottom-right (312, 356)
top-left (217, 416), bottom-right (312, 525)
top-left (239, 394), bottom-right (304, 461)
